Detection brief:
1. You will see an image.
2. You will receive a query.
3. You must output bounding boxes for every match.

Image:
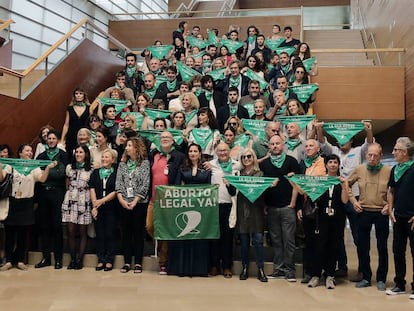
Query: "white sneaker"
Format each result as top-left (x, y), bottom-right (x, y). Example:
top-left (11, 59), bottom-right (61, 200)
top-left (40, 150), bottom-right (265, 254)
top-left (326, 276), bottom-right (335, 289)
top-left (385, 286), bottom-right (406, 295)
top-left (308, 276), bottom-right (319, 288)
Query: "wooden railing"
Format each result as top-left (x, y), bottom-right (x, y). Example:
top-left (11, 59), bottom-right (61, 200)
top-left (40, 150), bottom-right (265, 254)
top-left (0, 19), bottom-right (14, 41)
top-left (0, 18), bottom-right (131, 99)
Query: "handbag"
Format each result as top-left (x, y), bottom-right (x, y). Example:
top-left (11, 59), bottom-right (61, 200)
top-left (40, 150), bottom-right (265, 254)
top-left (0, 171), bottom-right (13, 199)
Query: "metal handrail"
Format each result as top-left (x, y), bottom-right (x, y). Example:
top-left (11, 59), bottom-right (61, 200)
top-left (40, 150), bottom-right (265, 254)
top-left (0, 18), bottom-right (131, 99)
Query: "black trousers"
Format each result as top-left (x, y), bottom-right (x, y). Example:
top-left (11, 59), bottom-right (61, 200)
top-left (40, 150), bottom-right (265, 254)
top-left (95, 204), bottom-right (117, 264)
top-left (4, 225), bottom-right (27, 263)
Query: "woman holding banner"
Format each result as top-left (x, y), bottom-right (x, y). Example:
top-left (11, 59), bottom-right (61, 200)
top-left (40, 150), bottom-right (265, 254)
top-left (168, 143), bottom-right (211, 276)
top-left (237, 148), bottom-right (268, 282)
top-left (0, 144), bottom-right (56, 271)
top-left (116, 137), bottom-right (150, 273)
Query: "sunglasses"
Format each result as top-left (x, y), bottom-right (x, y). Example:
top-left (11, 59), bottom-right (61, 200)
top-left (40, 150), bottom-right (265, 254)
top-left (296, 71), bottom-right (305, 74)
top-left (241, 154), bottom-right (253, 160)
top-left (89, 119), bottom-right (99, 123)
top-left (229, 122), bottom-right (238, 126)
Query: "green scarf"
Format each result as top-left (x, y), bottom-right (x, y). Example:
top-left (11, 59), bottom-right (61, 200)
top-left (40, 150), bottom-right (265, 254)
top-left (74, 102), bottom-right (86, 107)
top-left (194, 88), bottom-right (203, 97)
top-left (281, 64), bottom-right (290, 75)
top-left (185, 110), bottom-right (198, 125)
top-left (219, 159), bottom-right (233, 174)
top-left (248, 35), bottom-right (256, 44)
top-left (46, 148), bottom-right (59, 160)
top-left (304, 153), bottom-right (320, 168)
top-left (286, 138), bottom-right (302, 151)
top-left (394, 160), bottom-right (414, 182)
top-left (99, 167), bottom-right (114, 180)
top-left (166, 79), bottom-right (177, 92)
top-left (229, 104), bottom-right (238, 116)
top-left (104, 120), bottom-right (116, 128)
top-left (76, 162), bottom-right (85, 169)
top-left (270, 153), bottom-right (286, 168)
top-left (366, 162), bottom-right (383, 171)
top-left (205, 90), bottom-right (213, 101)
top-left (144, 88), bottom-right (156, 100)
top-left (229, 75), bottom-right (241, 88)
top-left (126, 159), bottom-right (137, 173)
top-left (90, 131), bottom-right (97, 142)
top-left (126, 66), bottom-right (136, 78)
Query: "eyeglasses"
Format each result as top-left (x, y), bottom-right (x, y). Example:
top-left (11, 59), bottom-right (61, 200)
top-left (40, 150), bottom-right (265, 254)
top-left (241, 154), bottom-right (253, 160)
top-left (89, 119), bottom-right (99, 123)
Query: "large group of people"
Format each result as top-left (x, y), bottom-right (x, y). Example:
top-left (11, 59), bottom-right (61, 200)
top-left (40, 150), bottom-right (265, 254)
top-left (0, 20), bottom-right (413, 300)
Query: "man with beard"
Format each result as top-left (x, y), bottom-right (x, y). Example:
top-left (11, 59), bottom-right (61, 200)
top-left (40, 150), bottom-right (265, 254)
top-left (124, 52), bottom-right (144, 97)
top-left (239, 80), bottom-right (269, 110)
top-left (216, 87), bottom-right (249, 133)
top-left (197, 75), bottom-right (226, 116)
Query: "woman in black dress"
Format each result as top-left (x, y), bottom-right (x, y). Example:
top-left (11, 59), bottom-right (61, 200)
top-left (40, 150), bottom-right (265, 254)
top-left (168, 143), bottom-right (211, 276)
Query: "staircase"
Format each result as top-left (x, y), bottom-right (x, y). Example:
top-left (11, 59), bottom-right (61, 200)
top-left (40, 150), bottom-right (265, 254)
top-left (304, 29), bottom-right (374, 66)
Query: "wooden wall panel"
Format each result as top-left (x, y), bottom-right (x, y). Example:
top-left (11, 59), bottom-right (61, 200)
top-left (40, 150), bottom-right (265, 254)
top-left (351, 0), bottom-right (414, 141)
top-left (109, 15), bottom-right (301, 49)
top-left (0, 39), bottom-right (124, 152)
top-left (238, 0), bottom-right (350, 9)
top-left (313, 67), bottom-right (405, 120)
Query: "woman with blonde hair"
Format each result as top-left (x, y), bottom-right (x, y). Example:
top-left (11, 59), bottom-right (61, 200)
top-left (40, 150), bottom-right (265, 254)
top-left (180, 92), bottom-right (199, 133)
top-left (116, 137), bottom-right (150, 273)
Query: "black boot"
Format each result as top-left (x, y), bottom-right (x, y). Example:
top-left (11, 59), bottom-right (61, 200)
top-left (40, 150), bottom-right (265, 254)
top-left (35, 256), bottom-right (51, 268)
top-left (67, 256), bottom-right (76, 270)
top-left (75, 256), bottom-right (83, 270)
top-left (239, 265), bottom-right (248, 280)
top-left (258, 268), bottom-right (268, 282)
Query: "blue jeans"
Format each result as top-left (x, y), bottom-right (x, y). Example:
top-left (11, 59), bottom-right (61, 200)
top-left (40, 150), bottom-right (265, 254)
top-left (240, 233), bottom-right (264, 268)
top-left (267, 206), bottom-right (296, 272)
top-left (358, 210), bottom-right (389, 282)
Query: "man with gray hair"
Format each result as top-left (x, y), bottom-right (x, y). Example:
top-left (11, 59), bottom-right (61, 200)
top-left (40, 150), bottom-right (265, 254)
top-left (386, 137), bottom-right (414, 299)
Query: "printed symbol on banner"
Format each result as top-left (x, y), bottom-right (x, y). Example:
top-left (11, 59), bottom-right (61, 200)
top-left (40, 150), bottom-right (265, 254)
top-left (176, 211), bottom-right (201, 237)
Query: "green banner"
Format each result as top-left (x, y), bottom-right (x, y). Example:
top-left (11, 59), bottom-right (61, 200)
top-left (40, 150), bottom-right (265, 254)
top-left (274, 47), bottom-right (296, 56)
top-left (1, 158), bottom-right (52, 176)
top-left (244, 68), bottom-right (268, 90)
top-left (209, 68), bottom-right (226, 81)
top-left (302, 57), bottom-right (316, 72)
top-left (289, 84), bottom-right (319, 104)
top-left (207, 29), bottom-right (218, 46)
top-left (322, 122), bottom-right (365, 145)
top-left (154, 75), bottom-right (167, 90)
top-left (167, 128), bottom-right (184, 145)
top-left (154, 184), bottom-right (219, 240)
top-left (265, 38), bottom-right (285, 51)
top-left (241, 119), bottom-right (269, 141)
top-left (242, 102), bottom-right (255, 118)
top-left (186, 36), bottom-right (209, 49)
top-left (147, 45), bottom-right (173, 60)
top-left (224, 175), bottom-right (278, 203)
top-left (99, 97), bottom-right (128, 115)
top-left (287, 175), bottom-right (341, 202)
top-left (121, 112), bottom-right (144, 129)
top-left (219, 38), bottom-right (244, 54)
top-left (139, 129), bottom-right (183, 148)
top-left (277, 115), bottom-right (316, 132)
top-left (192, 51), bottom-right (206, 59)
top-left (220, 133), bottom-right (251, 147)
top-left (176, 61), bottom-right (201, 82)
top-left (144, 108), bottom-right (171, 121)
top-left (190, 128), bottom-right (214, 150)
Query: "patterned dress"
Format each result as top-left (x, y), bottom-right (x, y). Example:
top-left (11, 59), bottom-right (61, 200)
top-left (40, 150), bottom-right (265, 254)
top-left (61, 165), bottom-right (93, 224)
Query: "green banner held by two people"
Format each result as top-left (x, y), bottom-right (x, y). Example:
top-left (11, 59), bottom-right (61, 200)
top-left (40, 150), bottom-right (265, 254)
top-left (139, 129), bottom-right (184, 150)
top-left (120, 112), bottom-right (144, 129)
top-left (224, 175), bottom-right (278, 203)
top-left (0, 158), bottom-right (53, 176)
top-left (241, 119), bottom-right (269, 141)
top-left (286, 174), bottom-right (341, 201)
top-left (147, 45), bottom-right (173, 60)
top-left (99, 98), bottom-right (128, 115)
top-left (219, 38), bottom-right (244, 54)
top-left (176, 61), bottom-right (201, 82)
top-left (322, 122), bottom-right (365, 145)
top-left (154, 184), bottom-right (220, 240)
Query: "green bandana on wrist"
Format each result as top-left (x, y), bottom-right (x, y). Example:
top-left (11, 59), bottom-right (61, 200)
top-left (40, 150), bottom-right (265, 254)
top-left (304, 153), bottom-right (320, 168)
top-left (99, 167), bottom-right (114, 180)
top-left (394, 160), bottom-right (414, 182)
top-left (219, 159), bottom-right (233, 174)
top-left (270, 153), bottom-right (286, 168)
top-left (286, 138), bottom-right (302, 151)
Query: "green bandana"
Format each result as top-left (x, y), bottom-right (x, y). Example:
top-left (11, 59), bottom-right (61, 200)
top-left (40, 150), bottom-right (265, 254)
top-left (74, 102), bottom-right (86, 107)
top-left (120, 112), bottom-right (144, 129)
top-left (185, 110), bottom-right (198, 125)
top-left (219, 38), bottom-right (244, 54)
top-left (243, 103), bottom-right (255, 118)
top-left (248, 35), bottom-right (256, 44)
top-left (394, 160), bottom-right (414, 182)
top-left (126, 66), bottom-right (136, 78)
top-left (241, 119), bottom-right (269, 141)
top-left (366, 162), bottom-right (384, 171)
top-left (207, 29), bottom-right (218, 46)
top-left (0, 158), bottom-right (52, 176)
top-left (289, 84), bottom-right (319, 104)
top-left (224, 175), bottom-right (278, 203)
top-left (209, 68), bottom-right (226, 81)
top-left (99, 167), bottom-right (114, 180)
top-left (46, 148), bottom-right (59, 160)
top-left (126, 159), bottom-right (137, 173)
top-left (147, 45), bottom-right (173, 60)
top-left (176, 61), bottom-right (200, 82)
top-left (204, 90), bottom-right (213, 101)
top-left (286, 138), bottom-right (302, 151)
top-left (191, 129), bottom-right (214, 150)
top-left (304, 153), bottom-right (320, 168)
top-left (229, 104), bottom-right (238, 116)
top-left (144, 108), bottom-right (171, 121)
top-left (186, 36), bottom-right (209, 49)
top-left (194, 88), bottom-right (203, 97)
top-left (229, 75), bottom-right (241, 88)
top-left (281, 63), bottom-right (290, 75)
top-left (104, 120), bottom-right (116, 128)
top-left (234, 134), bottom-right (251, 147)
top-left (76, 162), bottom-right (85, 169)
top-left (270, 153), bottom-right (286, 168)
top-left (265, 38), bottom-right (285, 51)
top-left (166, 79), bottom-right (177, 92)
top-left (144, 88), bottom-right (157, 100)
top-left (275, 47), bottom-right (296, 57)
top-left (219, 159), bottom-right (233, 174)
top-left (303, 57), bottom-right (316, 72)
top-left (278, 115), bottom-right (316, 132)
top-left (322, 122), bottom-right (365, 145)
top-left (244, 68), bottom-right (268, 90)
top-left (287, 175), bottom-right (341, 201)
top-left (90, 131), bottom-right (97, 142)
